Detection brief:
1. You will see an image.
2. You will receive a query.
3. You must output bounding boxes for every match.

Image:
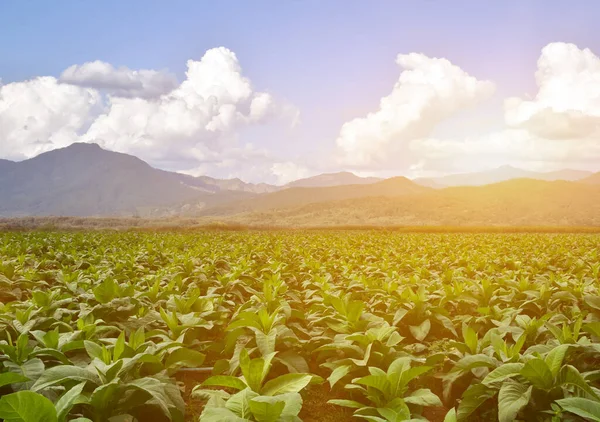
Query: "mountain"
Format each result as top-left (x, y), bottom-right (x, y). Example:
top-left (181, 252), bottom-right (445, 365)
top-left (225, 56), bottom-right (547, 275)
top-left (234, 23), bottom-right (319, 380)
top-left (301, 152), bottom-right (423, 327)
top-left (582, 172), bottom-right (600, 184)
top-left (200, 176), bottom-right (429, 216)
top-left (176, 174), bottom-right (279, 194)
top-left (413, 166), bottom-right (593, 188)
top-left (0, 159), bottom-right (15, 171)
top-left (212, 179), bottom-right (600, 227)
top-left (284, 171), bottom-right (382, 188)
top-left (0, 143), bottom-right (251, 217)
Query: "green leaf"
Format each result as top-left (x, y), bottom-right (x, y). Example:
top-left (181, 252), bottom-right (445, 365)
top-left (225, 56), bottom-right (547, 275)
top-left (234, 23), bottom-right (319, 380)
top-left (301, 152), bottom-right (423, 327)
top-left (545, 344), bottom-right (570, 377)
top-left (275, 351), bottom-right (309, 374)
top-left (404, 389), bottom-right (442, 407)
top-left (497, 381), bottom-right (532, 422)
top-left (0, 391), bottom-right (58, 422)
top-left (253, 393), bottom-right (303, 418)
top-left (165, 347), bottom-right (206, 369)
top-left (200, 407), bottom-right (248, 422)
top-left (202, 376), bottom-right (248, 391)
top-left (456, 383), bottom-right (496, 422)
top-left (328, 365), bottom-right (352, 389)
top-left (409, 319), bottom-right (431, 342)
top-left (113, 332), bottom-right (125, 361)
top-left (556, 397), bottom-right (600, 422)
top-left (0, 373), bottom-right (29, 389)
top-left (482, 363), bottom-right (524, 386)
top-left (225, 388), bottom-right (258, 419)
top-left (520, 358), bottom-right (554, 390)
top-left (558, 365), bottom-right (600, 399)
top-left (84, 341), bottom-right (105, 361)
top-left (254, 330), bottom-right (277, 357)
top-left (443, 408), bottom-right (457, 422)
top-left (328, 399), bottom-right (365, 409)
top-left (127, 377), bottom-right (182, 420)
top-left (56, 382), bottom-right (86, 422)
top-left (584, 295), bottom-right (600, 311)
top-left (355, 374), bottom-right (390, 394)
top-left (93, 278), bottom-right (117, 304)
top-left (463, 326), bottom-right (478, 354)
top-left (261, 374), bottom-right (312, 396)
top-left (249, 396), bottom-right (285, 422)
top-left (32, 365), bottom-right (99, 392)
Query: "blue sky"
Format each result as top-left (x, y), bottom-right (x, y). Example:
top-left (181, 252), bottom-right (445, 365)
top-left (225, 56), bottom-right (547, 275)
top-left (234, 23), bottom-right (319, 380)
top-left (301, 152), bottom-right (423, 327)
top-left (1, 1), bottom-right (600, 183)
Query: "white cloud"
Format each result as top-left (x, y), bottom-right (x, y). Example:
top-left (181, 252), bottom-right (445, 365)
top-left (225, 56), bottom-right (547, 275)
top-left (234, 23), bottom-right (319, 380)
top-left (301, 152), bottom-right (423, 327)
top-left (271, 162), bottom-right (313, 185)
top-left (0, 76), bottom-right (101, 160)
top-left (60, 60), bottom-right (178, 99)
top-left (81, 47), bottom-right (284, 167)
top-left (505, 42), bottom-right (600, 139)
top-left (335, 53), bottom-right (495, 167)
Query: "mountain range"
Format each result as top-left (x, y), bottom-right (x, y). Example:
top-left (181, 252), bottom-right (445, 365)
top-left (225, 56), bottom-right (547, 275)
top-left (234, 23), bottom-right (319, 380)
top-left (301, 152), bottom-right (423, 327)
top-left (1, 143), bottom-right (599, 226)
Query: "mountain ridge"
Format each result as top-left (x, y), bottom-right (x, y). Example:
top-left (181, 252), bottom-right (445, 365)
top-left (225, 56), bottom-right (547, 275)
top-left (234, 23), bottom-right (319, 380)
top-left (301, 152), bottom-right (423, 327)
top-left (413, 165), bottom-right (593, 188)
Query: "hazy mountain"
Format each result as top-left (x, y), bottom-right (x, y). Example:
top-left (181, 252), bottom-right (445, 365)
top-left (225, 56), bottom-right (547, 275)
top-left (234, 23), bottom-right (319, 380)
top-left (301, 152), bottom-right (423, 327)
top-left (582, 172), bottom-right (600, 184)
top-left (413, 165), bottom-right (593, 188)
top-left (200, 176), bottom-right (429, 216)
top-left (215, 179), bottom-right (600, 227)
top-left (177, 174), bottom-right (279, 194)
top-left (0, 159), bottom-right (15, 171)
top-left (284, 171), bottom-right (382, 188)
top-left (0, 143), bottom-right (250, 217)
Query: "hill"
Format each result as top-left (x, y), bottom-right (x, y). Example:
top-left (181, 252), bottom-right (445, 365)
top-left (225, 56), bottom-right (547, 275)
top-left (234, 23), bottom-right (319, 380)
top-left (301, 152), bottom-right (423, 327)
top-left (285, 171), bottom-right (382, 188)
top-left (210, 179), bottom-right (600, 227)
top-left (201, 176), bottom-right (429, 216)
top-left (0, 143), bottom-right (249, 217)
top-left (582, 172), bottom-right (600, 184)
top-left (414, 165), bottom-right (592, 187)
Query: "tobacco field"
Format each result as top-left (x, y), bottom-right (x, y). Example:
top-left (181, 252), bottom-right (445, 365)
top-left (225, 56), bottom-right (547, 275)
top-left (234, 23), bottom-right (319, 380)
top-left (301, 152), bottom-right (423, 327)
top-left (2, 231), bottom-right (600, 421)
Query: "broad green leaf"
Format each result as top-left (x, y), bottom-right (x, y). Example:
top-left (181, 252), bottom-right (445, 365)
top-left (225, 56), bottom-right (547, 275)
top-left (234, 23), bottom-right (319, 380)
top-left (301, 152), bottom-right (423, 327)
top-left (355, 374), bottom-right (389, 394)
top-left (225, 388), bottom-right (258, 419)
top-left (404, 389), bottom-right (442, 407)
top-left (556, 397), bottom-right (600, 422)
top-left (165, 347), bottom-right (206, 369)
top-left (409, 319), bottom-right (431, 342)
top-left (444, 408), bottom-right (457, 422)
top-left (463, 326), bottom-right (478, 354)
top-left (261, 373), bottom-right (312, 395)
top-left (200, 407), bottom-right (249, 422)
top-left (248, 396), bottom-right (285, 422)
top-left (520, 358), bottom-right (553, 390)
top-left (253, 393), bottom-right (303, 418)
top-left (56, 382), bottom-right (86, 422)
top-left (254, 330), bottom-right (277, 357)
top-left (275, 351), bottom-right (309, 374)
top-left (32, 365), bottom-right (99, 392)
top-left (559, 365), bottom-right (600, 399)
top-left (545, 344), bottom-right (569, 377)
top-left (0, 373), bottom-right (29, 388)
top-left (482, 363), bottom-right (524, 386)
top-left (498, 381), bottom-right (532, 422)
top-left (328, 365), bottom-right (351, 388)
top-left (203, 376), bottom-right (248, 391)
top-left (456, 383), bottom-right (496, 422)
top-left (0, 391), bottom-right (58, 422)
top-left (113, 332), bottom-right (125, 361)
top-left (328, 399), bottom-right (365, 409)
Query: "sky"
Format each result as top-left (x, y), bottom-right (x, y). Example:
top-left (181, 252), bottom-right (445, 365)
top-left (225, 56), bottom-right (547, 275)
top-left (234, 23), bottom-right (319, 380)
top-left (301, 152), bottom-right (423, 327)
top-left (1, 0), bottom-right (600, 184)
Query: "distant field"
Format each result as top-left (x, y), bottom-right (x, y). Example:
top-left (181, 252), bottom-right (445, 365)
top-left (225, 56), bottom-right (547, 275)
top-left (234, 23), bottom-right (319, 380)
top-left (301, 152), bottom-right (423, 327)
top-left (1, 231), bottom-right (600, 421)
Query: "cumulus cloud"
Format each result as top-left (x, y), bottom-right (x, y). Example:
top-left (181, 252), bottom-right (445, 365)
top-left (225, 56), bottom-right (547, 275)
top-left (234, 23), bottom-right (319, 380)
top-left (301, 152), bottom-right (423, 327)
top-left (505, 42), bottom-right (600, 139)
top-left (0, 76), bottom-right (101, 160)
top-left (60, 61), bottom-right (178, 99)
top-left (81, 47), bottom-right (284, 166)
top-left (270, 161), bottom-right (313, 185)
top-left (335, 53), bottom-right (495, 167)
